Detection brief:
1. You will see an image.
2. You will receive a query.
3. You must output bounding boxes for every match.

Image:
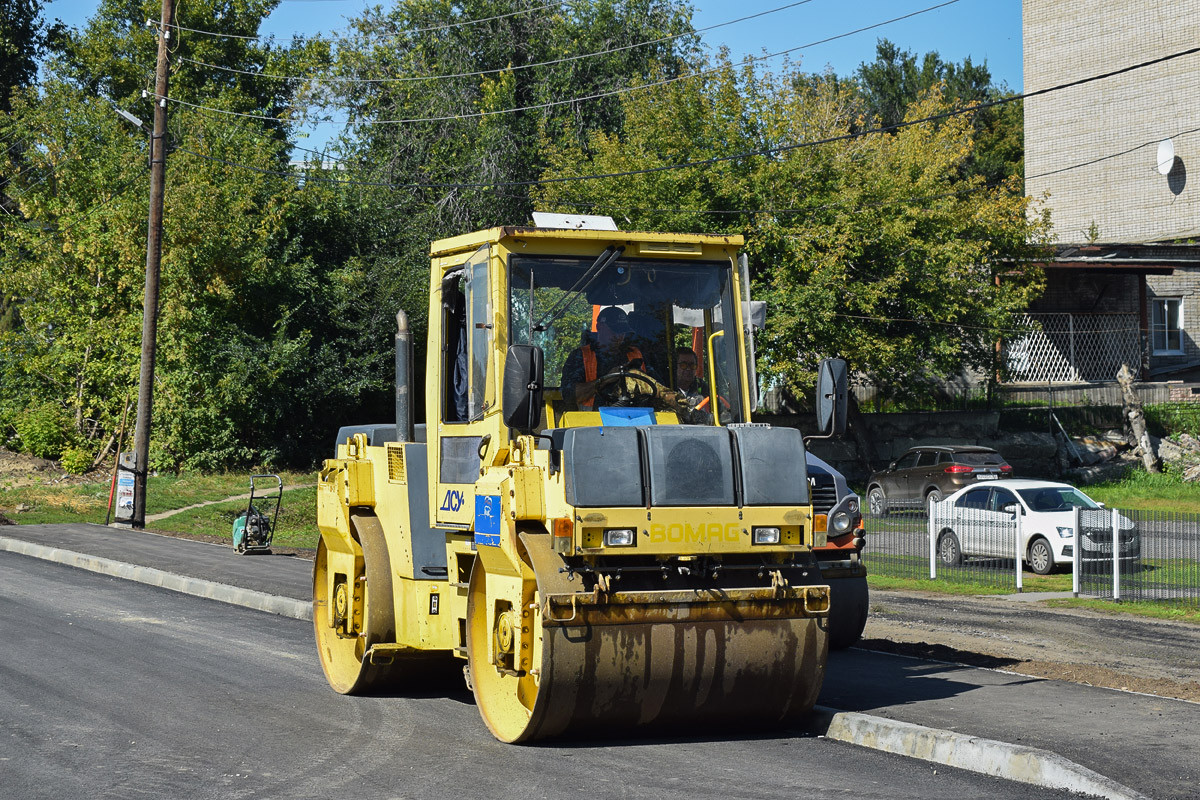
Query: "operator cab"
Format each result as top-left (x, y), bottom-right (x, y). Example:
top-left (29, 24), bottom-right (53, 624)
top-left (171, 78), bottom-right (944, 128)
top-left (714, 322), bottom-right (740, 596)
top-left (508, 248), bottom-right (750, 428)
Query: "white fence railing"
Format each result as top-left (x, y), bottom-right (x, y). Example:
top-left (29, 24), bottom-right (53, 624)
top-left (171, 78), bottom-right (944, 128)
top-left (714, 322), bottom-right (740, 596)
top-left (864, 503), bottom-right (1200, 607)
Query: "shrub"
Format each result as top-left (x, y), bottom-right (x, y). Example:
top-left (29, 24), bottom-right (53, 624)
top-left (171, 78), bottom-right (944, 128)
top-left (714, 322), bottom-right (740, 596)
top-left (60, 446), bottom-right (94, 475)
top-left (14, 404), bottom-right (70, 459)
top-left (1144, 402), bottom-right (1200, 438)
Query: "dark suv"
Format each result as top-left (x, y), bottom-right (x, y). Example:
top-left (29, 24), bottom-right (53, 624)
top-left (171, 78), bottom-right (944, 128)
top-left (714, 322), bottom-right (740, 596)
top-left (866, 445), bottom-right (1012, 514)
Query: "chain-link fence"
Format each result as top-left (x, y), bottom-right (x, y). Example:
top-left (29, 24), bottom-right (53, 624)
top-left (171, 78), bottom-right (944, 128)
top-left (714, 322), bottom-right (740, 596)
top-left (1077, 508), bottom-right (1200, 605)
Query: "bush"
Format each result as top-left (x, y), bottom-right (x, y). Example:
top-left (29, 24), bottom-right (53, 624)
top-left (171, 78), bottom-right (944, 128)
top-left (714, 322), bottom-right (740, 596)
top-left (14, 404), bottom-right (70, 459)
top-left (1145, 402), bottom-right (1200, 438)
top-left (60, 446), bottom-right (94, 475)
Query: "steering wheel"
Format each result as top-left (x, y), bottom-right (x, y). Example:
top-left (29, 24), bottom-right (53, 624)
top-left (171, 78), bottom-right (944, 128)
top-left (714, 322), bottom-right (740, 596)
top-left (593, 368), bottom-right (690, 415)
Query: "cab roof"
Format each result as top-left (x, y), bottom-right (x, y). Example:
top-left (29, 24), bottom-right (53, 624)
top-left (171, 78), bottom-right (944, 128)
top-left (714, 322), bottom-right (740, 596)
top-left (430, 225), bottom-right (744, 259)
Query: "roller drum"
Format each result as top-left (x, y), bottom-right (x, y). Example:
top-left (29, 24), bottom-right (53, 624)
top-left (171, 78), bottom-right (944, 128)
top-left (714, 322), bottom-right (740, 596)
top-left (467, 532), bottom-right (829, 743)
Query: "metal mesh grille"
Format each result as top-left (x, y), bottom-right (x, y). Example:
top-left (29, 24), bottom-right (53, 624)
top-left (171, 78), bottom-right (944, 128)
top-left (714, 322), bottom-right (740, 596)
top-left (862, 506), bottom-right (1018, 591)
top-left (386, 443), bottom-right (406, 483)
top-left (1004, 313), bottom-right (1143, 383)
top-left (1079, 509), bottom-right (1200, 604)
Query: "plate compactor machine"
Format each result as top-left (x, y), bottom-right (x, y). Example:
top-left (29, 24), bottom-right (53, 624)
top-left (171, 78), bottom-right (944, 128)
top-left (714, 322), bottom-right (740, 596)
top-left (314, 219), bottom-right (852, 742)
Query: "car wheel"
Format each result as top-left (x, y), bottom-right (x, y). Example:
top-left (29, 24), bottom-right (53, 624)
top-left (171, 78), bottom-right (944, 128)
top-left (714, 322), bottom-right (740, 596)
top-left (867, 486), bottom-right (888, 516)
top-left (938, 530), bottom-right (962, 567)
top-left (925, 488), bottom-right (943, 510)
top-left (1028, 537), bottom-right (1055, 575)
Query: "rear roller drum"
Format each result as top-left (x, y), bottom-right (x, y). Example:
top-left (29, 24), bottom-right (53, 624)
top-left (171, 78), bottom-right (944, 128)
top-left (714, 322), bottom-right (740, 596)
top-left (465, 551), bottom-right (543, 743)
top-left (313, 515), bottom-right (401, 694)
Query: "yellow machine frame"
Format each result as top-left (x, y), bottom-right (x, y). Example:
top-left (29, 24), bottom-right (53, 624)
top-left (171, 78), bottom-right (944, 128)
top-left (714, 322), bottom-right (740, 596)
top-left (315, 225), bottom-right (835, 742)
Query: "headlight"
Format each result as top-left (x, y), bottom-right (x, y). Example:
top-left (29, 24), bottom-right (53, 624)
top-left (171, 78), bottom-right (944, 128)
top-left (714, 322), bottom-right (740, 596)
top-left (831, 511), bottom-right (853, 533)
top-left (1056, 526), bottom-right (1073, 538)
top-left (846, 498), bottom-right (860, 515)
top-left (603, 528), bottom-right (636, 547)
top-left (752, 526), bottom-right (781, 545)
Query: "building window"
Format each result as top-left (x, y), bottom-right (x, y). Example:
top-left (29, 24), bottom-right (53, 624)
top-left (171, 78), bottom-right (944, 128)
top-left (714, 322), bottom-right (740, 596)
top-left (1151, 298), bottom-right (1184, 354)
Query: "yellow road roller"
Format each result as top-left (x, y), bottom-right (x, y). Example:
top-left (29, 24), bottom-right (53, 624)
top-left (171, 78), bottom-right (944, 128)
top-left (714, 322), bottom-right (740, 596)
top-left (314, 217), bottom-right (848, 742)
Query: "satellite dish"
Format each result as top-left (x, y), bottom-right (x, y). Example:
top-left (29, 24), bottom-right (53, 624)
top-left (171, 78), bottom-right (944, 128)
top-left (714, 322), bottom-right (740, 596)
top-left (1157, 138), bottom-right (1176, 175)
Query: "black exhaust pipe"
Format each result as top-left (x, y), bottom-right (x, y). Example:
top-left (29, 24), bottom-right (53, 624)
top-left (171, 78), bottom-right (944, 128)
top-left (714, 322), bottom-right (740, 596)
top-left (395, 310), bottom-right (414, 443)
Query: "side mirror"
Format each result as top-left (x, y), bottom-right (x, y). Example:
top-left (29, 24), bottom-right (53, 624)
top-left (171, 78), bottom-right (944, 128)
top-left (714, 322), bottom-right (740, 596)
top-left (502, 345), bottom-right (544, 433)
top-left (1001, 502), bottom-right (1020, 514)
top-left (815, 358), bottom-right (848, 436)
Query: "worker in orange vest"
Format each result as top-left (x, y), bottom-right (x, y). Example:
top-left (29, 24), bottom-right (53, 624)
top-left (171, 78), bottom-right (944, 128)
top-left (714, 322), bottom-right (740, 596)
top-left (561, 307), bottom-right (650, 409)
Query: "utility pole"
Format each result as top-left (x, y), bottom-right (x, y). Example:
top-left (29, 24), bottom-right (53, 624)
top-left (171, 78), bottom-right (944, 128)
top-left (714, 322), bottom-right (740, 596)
top-left (130, 0), bottom-right (174, 529)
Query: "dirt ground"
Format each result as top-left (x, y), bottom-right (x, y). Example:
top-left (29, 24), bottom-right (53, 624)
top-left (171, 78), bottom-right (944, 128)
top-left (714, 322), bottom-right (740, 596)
top-left (0, 447), bottom-right (100, 488)
top-left (3, 448), bottom-right (1199, 704)
top-left (863, 590), bottom-right (1200, 703)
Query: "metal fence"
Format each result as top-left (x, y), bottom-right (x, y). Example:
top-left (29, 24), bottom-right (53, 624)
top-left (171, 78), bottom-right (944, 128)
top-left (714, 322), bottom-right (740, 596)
top-left (1004, 312), bottom-right (1143, 383)
top-left (1077, 508), bottom-right (1200, 604)
top-left (863, 504), bottom-right (1200, 608)
top-left (863, 507), bottom-right (1020, 592)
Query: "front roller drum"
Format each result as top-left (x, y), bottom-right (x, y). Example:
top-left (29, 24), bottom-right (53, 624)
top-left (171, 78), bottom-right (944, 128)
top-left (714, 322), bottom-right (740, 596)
top-left (466, 533), bottom-right (830, 743)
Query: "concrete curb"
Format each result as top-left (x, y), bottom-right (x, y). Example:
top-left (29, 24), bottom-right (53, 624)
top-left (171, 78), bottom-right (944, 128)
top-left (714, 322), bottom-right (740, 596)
top-left (808, 705), bottom-right (1150, 800)
top-left (0, 535), bottom-right (312, 622)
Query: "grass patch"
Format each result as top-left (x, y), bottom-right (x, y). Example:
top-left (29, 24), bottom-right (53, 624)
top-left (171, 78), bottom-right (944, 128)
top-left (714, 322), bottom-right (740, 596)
top-left (867, 570), bottom-right (1072, 595)
top-left (0, 471), bottom-right (316, 526)
top-left (869, 571), bottom-right (1200, 624)
top-left (148, 486), bottom-right (319, 549)
top-left (1084, 469), bottom-right (1200, 513)
top-left (1043, 597), bottom-right (1200, 624)
top-left (0, 480), bottom-right (112, 524)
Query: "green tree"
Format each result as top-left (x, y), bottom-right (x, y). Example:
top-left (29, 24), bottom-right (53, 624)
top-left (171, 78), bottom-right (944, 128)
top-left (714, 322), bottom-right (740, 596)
top-left (855, 38), bottom-right (1023, 184)
top-left (0, 0), bottom-right (344, 468)
top-left (534, 54), bottom-right (1052, 401)
top-left (303, 0), bottom-right (701, 421)
top-left (1, 0), bottom-right (58, 112)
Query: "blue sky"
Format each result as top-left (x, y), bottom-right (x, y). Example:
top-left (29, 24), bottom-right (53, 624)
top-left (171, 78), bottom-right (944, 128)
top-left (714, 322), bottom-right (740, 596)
top-left (44, 0), bottom-right (1022, 148)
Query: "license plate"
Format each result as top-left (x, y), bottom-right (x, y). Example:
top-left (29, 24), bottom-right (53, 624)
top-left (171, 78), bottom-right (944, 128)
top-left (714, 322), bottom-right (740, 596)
top-left (976, 473), bottom-right (998, 480)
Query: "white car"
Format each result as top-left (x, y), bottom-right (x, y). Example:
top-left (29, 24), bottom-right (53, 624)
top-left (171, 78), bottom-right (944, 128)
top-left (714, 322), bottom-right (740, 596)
top-left (933, 479), bottom-right (1139, 575)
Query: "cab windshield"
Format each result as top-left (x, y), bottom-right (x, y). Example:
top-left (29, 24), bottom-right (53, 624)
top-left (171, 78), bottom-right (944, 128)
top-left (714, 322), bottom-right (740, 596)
top-left (509, 254), bottom-right (747, 424)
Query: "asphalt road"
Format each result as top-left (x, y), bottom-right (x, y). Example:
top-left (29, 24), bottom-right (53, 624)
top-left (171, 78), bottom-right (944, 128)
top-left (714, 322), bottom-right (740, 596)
top-left (0, 552), bottom-right (1083, 800)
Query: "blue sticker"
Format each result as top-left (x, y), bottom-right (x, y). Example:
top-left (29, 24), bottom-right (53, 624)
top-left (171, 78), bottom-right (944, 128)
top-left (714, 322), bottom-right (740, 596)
top-left (475, 495), bottom-right (501, 547)
top-left (598, 406), bottom-right (656, 427)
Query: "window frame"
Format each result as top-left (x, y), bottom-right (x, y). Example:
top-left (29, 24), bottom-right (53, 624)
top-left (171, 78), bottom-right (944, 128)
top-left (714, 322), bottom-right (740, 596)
top-left (1151, 297), bottom-right (1184, 355)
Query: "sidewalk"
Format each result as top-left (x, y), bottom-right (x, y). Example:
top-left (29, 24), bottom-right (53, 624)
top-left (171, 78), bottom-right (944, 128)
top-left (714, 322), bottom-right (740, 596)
top-left (4, 522), bottom-right (1193, 799)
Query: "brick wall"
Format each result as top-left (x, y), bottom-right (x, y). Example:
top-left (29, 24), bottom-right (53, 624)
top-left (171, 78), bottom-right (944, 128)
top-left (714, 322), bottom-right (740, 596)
top-left (1024, 0), bottom-right (1200, 244)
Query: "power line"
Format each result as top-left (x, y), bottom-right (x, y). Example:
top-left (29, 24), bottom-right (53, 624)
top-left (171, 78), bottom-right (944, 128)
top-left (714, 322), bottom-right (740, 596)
top-left (177, 0), bottom-right (817, 85)
top-left (153, 0), bottom-right (963, 126)
top-left (167, 1), bottom-right (562, 43)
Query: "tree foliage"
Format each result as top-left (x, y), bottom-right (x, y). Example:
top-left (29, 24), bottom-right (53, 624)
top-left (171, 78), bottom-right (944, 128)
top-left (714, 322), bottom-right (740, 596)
top-left (305, 0), bottom-right (701, 418)
top-left (1, 3), bottom-right (1046, 470)
top-left (855, 37), bottom-right (1023, 184)
top-left (534, 53), bottom-right (1052, 401)
top-left (0, 0), bottom-right (344, 469)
